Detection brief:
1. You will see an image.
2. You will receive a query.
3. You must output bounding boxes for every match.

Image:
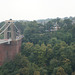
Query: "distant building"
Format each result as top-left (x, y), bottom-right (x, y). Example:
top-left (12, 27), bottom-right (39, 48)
top-left (72, 20), bottom-right (75, 24)
top-left (50, 22), bottom-right (60, 31)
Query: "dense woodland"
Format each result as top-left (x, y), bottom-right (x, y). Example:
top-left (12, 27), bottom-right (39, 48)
top-left (0, 17), bottom-right (75, 75)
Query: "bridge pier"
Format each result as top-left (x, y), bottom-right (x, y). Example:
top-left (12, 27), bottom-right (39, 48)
top-left (0, 38), bottom-right (22, 65)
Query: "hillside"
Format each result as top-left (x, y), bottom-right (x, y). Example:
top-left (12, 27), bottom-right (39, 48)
top-left (0, 17), bottom-right (75, 75)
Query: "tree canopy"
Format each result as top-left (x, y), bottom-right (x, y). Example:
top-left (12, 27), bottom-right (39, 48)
top-left (0, 17), bottom-right (75, 75)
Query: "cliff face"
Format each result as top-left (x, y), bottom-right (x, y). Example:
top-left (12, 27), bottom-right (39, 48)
top-left (0, 39), bottom-right (22, 65)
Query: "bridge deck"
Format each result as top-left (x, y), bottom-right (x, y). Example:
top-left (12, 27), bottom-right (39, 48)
top-left (0, 39), bottom-right (12, 44)
top-left (0, 35), bottom-right (24, 44)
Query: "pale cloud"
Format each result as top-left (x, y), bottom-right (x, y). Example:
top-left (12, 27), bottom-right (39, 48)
top-left (0, 0), bottom-right (75, 21)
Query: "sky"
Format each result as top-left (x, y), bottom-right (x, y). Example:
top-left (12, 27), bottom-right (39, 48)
top-left (0, 0), bottom-right (75, 22)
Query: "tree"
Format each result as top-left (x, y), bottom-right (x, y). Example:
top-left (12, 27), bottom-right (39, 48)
top-left (71, 72), bottom-right (75, 75)
top-left (56, 67), bottom-right (67, 75)
top-left (21, 42), bottom-right (33, 57)
top-left (34, 71), bottom-right (40, 75)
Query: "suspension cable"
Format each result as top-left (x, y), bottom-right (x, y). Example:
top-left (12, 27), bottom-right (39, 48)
top-left (0, 24), bottom-right (7, 30)
top-left (0, 23), bottom-right (11, 35)
top-left (14, 24), bottom-right (19, 31)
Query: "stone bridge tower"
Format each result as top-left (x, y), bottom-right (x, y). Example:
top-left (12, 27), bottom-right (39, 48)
top-left (4, 19), bottom-right (16, 40)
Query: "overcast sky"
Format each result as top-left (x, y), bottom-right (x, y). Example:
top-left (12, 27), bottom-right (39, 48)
top-left (0, 0), bottom-right (75, 22)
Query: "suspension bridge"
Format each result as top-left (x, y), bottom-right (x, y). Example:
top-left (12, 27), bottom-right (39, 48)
top-left (0, 19), bottom-right (23, 65)
top-left (0, 19), bottom-right (23, 44)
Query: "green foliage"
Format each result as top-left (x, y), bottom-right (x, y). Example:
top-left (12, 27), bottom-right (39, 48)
top-left (0, 34), bottom-right (4, 39)
top-left (21, 41), bottom-right (75, 75)
top-left (0, 17), bottom-right (75, 75)
top-left (0, 54), bottom-right (40, 75)
top-left (56, 67), bottom-right (68, 75)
